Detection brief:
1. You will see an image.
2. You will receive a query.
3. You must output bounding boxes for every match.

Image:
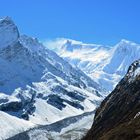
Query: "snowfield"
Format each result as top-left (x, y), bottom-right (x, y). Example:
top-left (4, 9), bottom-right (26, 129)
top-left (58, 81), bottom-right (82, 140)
top-left (8, 110), bottom-right (95, 140)
top-left (0, 111), bottom-right (34, 140)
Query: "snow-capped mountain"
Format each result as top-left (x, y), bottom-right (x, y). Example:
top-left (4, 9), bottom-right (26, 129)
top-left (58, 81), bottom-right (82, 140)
top-left (103, 39), bottom-right (140, 75)
top-left (1, 16), bottom-right (139, 140)
top-left (0, 17), bottom-right (104, 139)
top-left (48, 38), bottom-right (140, 91)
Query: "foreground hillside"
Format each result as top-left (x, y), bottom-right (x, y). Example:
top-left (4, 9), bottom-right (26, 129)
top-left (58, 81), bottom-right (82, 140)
top-left (83, 59), bottom-right (140, 140)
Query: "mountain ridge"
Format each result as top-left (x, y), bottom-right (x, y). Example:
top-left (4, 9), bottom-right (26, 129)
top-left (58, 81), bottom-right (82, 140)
top-left (83, 59), bottom-right (140, 140)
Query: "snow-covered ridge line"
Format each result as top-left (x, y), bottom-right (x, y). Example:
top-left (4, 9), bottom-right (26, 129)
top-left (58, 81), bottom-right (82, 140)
top-left (8, 110), bottom-right (95, 140)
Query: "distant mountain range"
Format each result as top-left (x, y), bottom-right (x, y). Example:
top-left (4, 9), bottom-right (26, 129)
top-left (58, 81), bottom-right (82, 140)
top-left (50, 38), bottom-right (140, 92)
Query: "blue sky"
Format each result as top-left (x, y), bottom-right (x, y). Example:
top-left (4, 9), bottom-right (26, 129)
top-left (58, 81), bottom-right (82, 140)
top-left (0, 0), bottom-right (140, 45)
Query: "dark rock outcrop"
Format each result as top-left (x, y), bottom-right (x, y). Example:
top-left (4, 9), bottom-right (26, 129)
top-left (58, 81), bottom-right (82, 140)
top-left (83, 60), bottom-right (140, 140)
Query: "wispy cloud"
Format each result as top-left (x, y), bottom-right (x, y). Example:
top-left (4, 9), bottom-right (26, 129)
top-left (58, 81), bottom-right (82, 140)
top-left (41, 38), bottom-right (67, 51)
top-left (41, 37), bottom-right (84, 52)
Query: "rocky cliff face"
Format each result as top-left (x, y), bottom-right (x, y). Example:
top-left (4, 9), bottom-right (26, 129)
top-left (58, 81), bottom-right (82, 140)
top-left (83, 60), bottom-right (140, 140)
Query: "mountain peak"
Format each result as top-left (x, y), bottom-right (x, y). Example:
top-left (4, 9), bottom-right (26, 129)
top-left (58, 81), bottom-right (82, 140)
top-left (120, 39), bottom-right (132, 43)
top-left (104, 40), bottom-right (140, 74)
top-left (0, 16), bottom-right (19, 49)
top-left (118, 39), bottom-right (138, 47)
top-left (113, 39), bottom-right (140, 54)
top-left (0, 16), bottom-right (13, 23)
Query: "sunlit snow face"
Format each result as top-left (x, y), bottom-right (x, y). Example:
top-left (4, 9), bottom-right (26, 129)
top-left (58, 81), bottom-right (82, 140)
top-left (0, 17), bottom-right (19, 49)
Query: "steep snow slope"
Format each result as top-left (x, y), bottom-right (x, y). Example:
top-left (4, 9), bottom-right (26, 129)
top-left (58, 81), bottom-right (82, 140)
top-left (0, 111), bottom-right (34, 140)
top-left (47, 38), bottom-right (140, 91)
top-left (104, 39), bottom-right (140, 75)
top-left (8, 110), bottom-right (95, 140)
top-left (0, 16), bottom-right (104, 139)
top-left (101, 39), bottom-right (140, 91)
